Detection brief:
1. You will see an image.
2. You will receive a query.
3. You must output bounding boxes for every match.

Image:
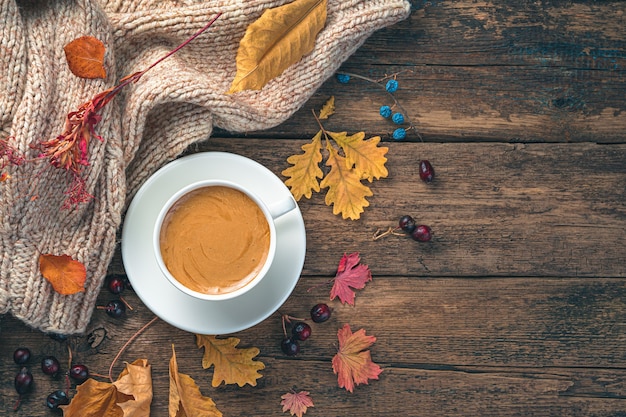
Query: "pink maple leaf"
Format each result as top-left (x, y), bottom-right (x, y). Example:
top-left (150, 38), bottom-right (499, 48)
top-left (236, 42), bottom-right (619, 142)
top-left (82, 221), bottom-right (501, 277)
top-left (280, 390), bottom-right (314, 417)
top-left (330, 252), bottom-right (372, 305)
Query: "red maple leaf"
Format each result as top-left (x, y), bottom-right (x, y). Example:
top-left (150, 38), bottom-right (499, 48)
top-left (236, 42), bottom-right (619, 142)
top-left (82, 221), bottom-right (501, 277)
top-left (330, 252), bottom-right (372, 305)
top-left (280, 390), bottom-right (314, 417)
top-left (332, 324), bottom-right (382, 392)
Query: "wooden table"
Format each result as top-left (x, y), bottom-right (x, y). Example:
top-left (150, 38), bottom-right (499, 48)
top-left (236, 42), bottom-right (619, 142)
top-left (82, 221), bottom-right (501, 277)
top-left (2, 1), bottom-right (626, 415)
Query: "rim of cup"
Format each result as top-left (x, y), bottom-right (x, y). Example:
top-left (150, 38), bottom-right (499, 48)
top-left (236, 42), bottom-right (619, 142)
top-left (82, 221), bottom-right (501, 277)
top-left (153, 179), bottom-right (277, 302)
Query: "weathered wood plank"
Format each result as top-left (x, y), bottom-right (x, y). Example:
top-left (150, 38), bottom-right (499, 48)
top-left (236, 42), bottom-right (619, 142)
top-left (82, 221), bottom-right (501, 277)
top-left (113, 139), bottom-right (626, 277)
top-left (2, 277), bottom-right (626, 415)
top-left (228, 1), bottom-right (626, 142)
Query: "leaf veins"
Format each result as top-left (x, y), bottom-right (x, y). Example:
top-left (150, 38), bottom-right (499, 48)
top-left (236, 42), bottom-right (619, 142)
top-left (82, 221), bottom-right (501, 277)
top-left (281, 130), bottom-right (323, 200)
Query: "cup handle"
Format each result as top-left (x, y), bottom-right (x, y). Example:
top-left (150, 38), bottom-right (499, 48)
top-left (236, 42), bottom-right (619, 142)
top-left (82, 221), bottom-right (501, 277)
top-left (268, 196), bottom-right (297, 220)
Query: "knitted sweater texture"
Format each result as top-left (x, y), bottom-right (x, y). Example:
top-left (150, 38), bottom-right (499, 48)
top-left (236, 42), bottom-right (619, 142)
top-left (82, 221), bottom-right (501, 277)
top-left (0, 0), bottom-right (411, 334)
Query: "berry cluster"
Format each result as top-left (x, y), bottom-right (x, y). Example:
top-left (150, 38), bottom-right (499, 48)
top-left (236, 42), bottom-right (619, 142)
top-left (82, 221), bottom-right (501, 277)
top-left (373, 214), bottom-right (433, 243)
top-left (335, 72), bottom-right (416, 141)
top-left (280, 303), bottom-right (332, 356)
top-left (11, 345), bottom-right (91, 411)
top-left (100, 275), bottom-right (132, 318)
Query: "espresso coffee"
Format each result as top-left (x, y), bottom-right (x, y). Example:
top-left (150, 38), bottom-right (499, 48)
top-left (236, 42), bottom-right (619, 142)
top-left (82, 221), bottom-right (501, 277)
top-left (159, 185), bottom-right (270, 295)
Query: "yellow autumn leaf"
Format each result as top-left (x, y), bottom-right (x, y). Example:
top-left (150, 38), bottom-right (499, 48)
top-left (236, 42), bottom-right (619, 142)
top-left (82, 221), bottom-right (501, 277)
top-left (113, 359), bottom-right (153, 417)
top-left (320, 143), bottom-right (373, 220)
top-left (196, 334), bottom-right (265, 387)
top-left (318, 96), bottom-right (335, 119)
top-left (227, 0), bottom-right (327, 93)
top-left (327, 131), bottom-right (388, 182)
top-left (170, 345), bottom-right (222, 417)
top-left (282, 130), bottom-right (324, 200)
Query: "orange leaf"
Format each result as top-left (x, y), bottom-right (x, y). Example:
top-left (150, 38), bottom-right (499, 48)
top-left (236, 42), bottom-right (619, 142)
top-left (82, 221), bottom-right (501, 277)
top-left (60, 378), bottom-right (134, 416)
top-left (63, 36), bottom-right (107, 79)
top-left (281, 390), bottom-right (314, 417)
top-left (39, 254), bottom-right (86, 295)
top-left (170, 345), bottom-right (223, 417)
top-left (196, 334), bottom-right (265, 387)
top-left (332, 324), bottom-right (383, 392)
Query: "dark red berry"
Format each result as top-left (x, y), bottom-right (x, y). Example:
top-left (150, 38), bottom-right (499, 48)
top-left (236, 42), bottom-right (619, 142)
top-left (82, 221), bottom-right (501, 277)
top-left (105, 299), bottom-right (126, 318)
top-left (398, 215), bottom-right (416, 233)
top-left (281, 337), bottom-right (300, 356)
top-left (310, 303), bottom-right (331, 323)
top-left (41, 356), bottom-right (61, 377)
top-left (46, 390), bottom-right (70, 409)
top-left (13, 347), bottom-right (31, 365)
top-left (292, 322), bottom-right (312, 341)
top-left (106, 275), bottom-right (126, 295)
top-left (411, 224), bottom-right (432, 242)
top-left (419, 160), bottom-right (435, 182)
top-left (69, 364), bottom-right (89, 384)
top-left (14, 367), bottom-right (33, 395)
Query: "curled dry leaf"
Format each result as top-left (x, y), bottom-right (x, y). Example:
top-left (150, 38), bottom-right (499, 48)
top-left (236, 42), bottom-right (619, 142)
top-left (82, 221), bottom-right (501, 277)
top-left (63, 36), bottom-right (107, 79)
top-left (170, 345), bottom-right (222, 417)
top-left (330, 252), bottom-right (372, 305)
top-left (196, 334), bottom-right (265, 387)
top-left (281, 390), bottom-right (314, 417)
top-left (332, 324), bottom-right (383, 393)
top-left (227, 0), bottom-right (327, 93)
top-left (39, 253), bottom-right (86, 295)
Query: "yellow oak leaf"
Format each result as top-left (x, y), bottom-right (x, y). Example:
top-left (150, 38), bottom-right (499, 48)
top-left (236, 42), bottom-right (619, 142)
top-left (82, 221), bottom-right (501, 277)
top-left (170, 345), bottom-right (222, 417)
top-left (39, 253), bottom-right (86, 295)
top-left (318, 96), bottom-right (335, 119)
top-left (282, 130), bottom-right (323, 200)
top-left (320, 143), bottom-right (373, 220)
top-left (227, 0), bottom-right (327, 93)
top-left (327, 131), bottom-right (388, 182)
top-left (113, 359), bottom-right (153, 416)
top-left (196, 334), bottom-right (265, 387)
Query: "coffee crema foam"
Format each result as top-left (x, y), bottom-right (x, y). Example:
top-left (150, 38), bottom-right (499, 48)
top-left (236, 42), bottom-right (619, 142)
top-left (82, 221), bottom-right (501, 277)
top-left (159, 186), bottom-right (270, 295)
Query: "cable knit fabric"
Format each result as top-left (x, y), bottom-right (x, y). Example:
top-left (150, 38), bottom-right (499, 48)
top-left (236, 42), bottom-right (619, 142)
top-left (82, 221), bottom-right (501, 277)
top-left (0, 0), bottom-right (411, 334)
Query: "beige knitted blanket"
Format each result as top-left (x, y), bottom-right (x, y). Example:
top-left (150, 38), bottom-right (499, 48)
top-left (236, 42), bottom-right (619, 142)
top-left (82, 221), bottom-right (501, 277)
top-left (0, 0), bottom-right (411, 335)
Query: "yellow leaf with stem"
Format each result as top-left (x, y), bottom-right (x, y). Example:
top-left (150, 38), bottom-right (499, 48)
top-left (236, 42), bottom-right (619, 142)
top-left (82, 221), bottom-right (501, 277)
top-left (227, 0), bottom-right (327, 93)
top-left (196, 334), bottom-right (265, 387)
top-left (170, 345), bottom-right (222, 417)
top-left (320, 141), bottom-right (373, 220)
top-left (327, 131), bottom-right (388, 182)
top-left (282, 130), bottom-right (324, 200)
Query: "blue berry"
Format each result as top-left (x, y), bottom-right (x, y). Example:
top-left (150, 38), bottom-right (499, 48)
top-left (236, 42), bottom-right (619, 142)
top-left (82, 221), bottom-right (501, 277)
top-left (392, 112), bottom-right (405, 124)
top-left (385, 79), bottom-right (398, 93)
top-left (336, 73), bottom-right (351, 84)
top-left (379, 105), bottom-right (392, 118)
top-left (392, 128), bottom-right (406, 140)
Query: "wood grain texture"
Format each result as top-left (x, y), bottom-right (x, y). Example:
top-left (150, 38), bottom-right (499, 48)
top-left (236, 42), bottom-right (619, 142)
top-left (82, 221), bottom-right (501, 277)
top-left (2, 1), bottom-right (626, 416)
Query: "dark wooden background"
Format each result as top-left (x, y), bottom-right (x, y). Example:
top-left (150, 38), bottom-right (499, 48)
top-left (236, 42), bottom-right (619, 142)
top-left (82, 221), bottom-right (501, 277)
top-left (2, 1), bottom-right (626, 416)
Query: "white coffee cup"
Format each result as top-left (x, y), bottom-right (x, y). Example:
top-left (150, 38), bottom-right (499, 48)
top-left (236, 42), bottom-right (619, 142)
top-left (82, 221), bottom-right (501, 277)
top-left (153, 179), bottom-right (296, 301)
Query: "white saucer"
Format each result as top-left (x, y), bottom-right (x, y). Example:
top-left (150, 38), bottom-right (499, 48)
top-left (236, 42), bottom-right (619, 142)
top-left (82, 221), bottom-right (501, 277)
top-left (121, 152), bottom-right (306, 334)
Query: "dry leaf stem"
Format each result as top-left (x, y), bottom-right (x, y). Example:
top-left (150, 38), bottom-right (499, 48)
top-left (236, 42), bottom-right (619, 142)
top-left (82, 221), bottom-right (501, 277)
top-left (108, 316), bottom-right (159, 382)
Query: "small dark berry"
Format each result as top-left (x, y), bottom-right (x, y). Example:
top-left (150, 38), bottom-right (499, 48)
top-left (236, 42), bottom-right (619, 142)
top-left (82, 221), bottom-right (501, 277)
top-left (106, 275), bottom-right (125, 294)
top-left (41, 356), bottom-right (61, 377)
top-left (14, 367), bottom-right (33, 395)
top-left (310, 303), bottom-right (331, 323)
top-left (281, 337), bottom-right (300, 356)
top-left (69, 364), bottom-right (89, 384)
top-left (13, 347), bottom-right (31, 365)
top-left (292, 322), bottom-right (312, 341)
top-left (46, 390), bottom-right (70, 409)
top-left (419, 160), bottom-right (435, 183)
top-left (411, 225), bottom-right (432, 242)
top-left (105, 299), bottom-right (126, 318)
top-left (398, 215), bottom-right (416, 233)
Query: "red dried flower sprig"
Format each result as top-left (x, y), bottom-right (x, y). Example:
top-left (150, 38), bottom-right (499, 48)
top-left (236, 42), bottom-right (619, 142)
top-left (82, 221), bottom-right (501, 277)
top-left (3, 12), bottom-right (222, 208)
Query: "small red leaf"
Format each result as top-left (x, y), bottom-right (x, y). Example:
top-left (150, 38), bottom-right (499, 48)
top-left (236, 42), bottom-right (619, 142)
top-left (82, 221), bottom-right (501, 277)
top-left (280, 390), bottom-right (314, 417)
top-left (63, 36), bottom-right (107, 79)
top-left (330, 252), bottom-right (372, 305)
top-left (39, 254), bottom-right (86, 295)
